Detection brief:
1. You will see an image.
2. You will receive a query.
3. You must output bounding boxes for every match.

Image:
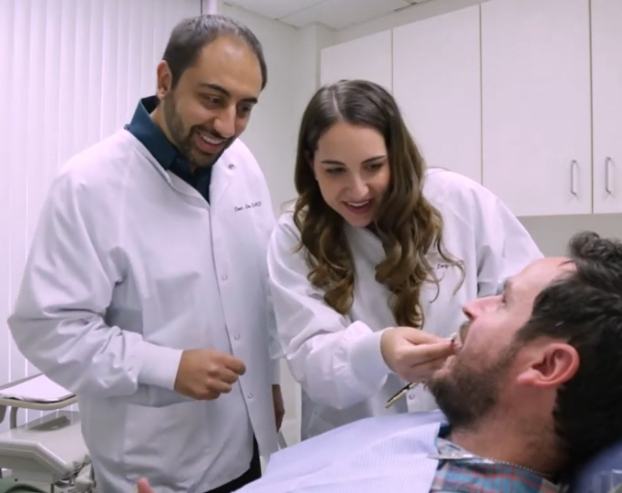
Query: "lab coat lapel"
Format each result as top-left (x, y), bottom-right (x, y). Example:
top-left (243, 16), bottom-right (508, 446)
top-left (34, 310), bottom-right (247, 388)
top-left (141, 148), bottom-right (208, 207)
top-left (209, 153), bottom-right (234, 206)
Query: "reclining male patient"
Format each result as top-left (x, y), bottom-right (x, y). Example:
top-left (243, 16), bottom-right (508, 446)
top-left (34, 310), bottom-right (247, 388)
top-left (140, 232), bottom-right (622, 493)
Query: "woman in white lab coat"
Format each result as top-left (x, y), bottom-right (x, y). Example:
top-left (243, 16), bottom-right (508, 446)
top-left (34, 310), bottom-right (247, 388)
top-left (268, 79), bottom-right (542, 439)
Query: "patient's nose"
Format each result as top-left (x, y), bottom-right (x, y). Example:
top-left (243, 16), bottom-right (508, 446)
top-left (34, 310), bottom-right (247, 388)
top-left (462, 299), bottom-right (481, 319)
top-left (463, 295), bottom-right (497, 319)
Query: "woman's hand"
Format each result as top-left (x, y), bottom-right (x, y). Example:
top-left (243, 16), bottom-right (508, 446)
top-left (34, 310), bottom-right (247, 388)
top-left (380, 327), bottom-right (456, 383)
top-left (137, 478), bottom-right (154, 493)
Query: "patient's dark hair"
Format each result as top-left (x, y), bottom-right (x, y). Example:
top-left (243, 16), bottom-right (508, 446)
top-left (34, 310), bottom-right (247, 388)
top-left (515, 231), bottom-right (622, 467)
top-left (163, 15), bottom-right (267, 89)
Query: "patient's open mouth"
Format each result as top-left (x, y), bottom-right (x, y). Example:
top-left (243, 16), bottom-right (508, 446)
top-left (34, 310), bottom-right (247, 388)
top-left (455, 320), bottom-right (471, 348)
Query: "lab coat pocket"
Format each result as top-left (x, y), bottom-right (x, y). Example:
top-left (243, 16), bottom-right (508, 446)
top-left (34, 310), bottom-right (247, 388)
top-left (122, 401), bottom-right (204, 482)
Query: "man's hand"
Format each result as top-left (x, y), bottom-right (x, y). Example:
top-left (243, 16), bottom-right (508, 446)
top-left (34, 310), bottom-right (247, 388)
top-left (380, 327), bottom-right (456, 383)
top-left (174, 349), bottom-right (246, 400)
top-left (272, 384), bottom-right (285, 431)
top-left (137, 478), bottom-right (154, 493)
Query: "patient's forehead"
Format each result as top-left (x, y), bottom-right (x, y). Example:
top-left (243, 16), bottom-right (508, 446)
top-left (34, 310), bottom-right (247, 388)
top-left (513, 256), bottom-right (574, 300)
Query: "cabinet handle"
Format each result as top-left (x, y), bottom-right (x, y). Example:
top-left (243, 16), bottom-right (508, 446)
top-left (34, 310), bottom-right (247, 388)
top-left (570, 160), bottom-right (579, 196)
top-left (605, 156), bottom-right (615, 195)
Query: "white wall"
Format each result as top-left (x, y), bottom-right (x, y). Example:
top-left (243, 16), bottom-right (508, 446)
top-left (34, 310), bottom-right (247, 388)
top-left (521, 214), bottom-right (622, 256)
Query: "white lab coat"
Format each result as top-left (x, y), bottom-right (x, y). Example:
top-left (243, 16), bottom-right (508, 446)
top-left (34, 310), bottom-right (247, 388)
top-left (268, 168), bottom-right (542, 439)
top-left (8, 130), bottom-right (279, 492)
top-left (236, 411), bottom-right (444, 493)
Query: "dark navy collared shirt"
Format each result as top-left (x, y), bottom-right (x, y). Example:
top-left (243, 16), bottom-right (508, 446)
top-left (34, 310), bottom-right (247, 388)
top-left (125, 96), bottom-right (212, 202)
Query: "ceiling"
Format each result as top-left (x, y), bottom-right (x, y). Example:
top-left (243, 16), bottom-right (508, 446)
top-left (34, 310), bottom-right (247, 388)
top-left (223, 0), bottom-right (433, 30)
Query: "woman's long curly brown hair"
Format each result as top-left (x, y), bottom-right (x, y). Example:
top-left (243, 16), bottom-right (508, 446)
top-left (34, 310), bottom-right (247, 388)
top-left (293, 80), bottom-right (463, 328)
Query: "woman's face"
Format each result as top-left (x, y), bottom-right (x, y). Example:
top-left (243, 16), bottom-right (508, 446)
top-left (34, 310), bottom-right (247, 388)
top-left (311, 121), bottom-right (391, 228)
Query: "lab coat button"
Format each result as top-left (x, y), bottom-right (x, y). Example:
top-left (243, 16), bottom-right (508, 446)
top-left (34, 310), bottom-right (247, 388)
top-left (228, 163), bottom-right (235, 169)
top-left (233, 334), bottom-right (241, 341)
top-left (247, 392), bottom-right (254, 399)
top-left (221, 273), bottom-right (228, 281)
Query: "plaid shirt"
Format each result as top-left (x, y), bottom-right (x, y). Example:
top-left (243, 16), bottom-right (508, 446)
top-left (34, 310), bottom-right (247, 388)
top-left (429, 437), bottom-right (562, 493)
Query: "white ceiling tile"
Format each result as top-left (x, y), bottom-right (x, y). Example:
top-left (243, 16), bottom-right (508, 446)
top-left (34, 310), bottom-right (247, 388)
top-left (224, 0), bottom-right (326, 20)
top-left (280, 0), bottom-right (410, 29)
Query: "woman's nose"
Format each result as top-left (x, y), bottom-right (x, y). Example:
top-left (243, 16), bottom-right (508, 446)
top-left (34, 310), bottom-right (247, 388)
top-left (348, 175), bottom-right (369, 197)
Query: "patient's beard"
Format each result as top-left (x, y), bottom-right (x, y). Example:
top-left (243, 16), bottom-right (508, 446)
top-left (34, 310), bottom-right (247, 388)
top-left (428, 345), bottom-right (517, 430)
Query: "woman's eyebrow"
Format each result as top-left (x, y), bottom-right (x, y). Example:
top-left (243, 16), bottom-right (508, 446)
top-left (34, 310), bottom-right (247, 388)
top-left (362, 155), bottom-right (387, 164)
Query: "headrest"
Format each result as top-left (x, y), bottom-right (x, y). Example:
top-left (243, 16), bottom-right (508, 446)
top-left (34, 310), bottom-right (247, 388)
top-left (568, 440), bottom-right (622, 492)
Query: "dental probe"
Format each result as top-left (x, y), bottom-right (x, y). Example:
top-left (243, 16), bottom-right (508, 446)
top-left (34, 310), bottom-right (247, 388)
top-left (384, 333), bottom-right (458, 409)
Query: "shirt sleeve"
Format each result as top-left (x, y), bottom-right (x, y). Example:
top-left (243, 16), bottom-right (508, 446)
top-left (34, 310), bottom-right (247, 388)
top-left (267, 215), bottom-right (391, 410)
top-left (424, 170), bottom-right (542, 299)
top-left (8, 170), bottom-right (183, 404)
top-left (266, 291), bottom-right (282, 385)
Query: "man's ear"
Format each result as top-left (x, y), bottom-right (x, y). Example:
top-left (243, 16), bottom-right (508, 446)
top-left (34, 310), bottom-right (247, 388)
top-left (156, 61), bottom-right (173, 99)
top-left (516, 342), bottom-right (579, 388)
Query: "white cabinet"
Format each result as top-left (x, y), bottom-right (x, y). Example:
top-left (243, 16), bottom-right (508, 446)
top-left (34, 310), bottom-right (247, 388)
top-left (393, 6), bottom-right (481, 182)
top-left (481, 0), bottom-right (591, 216)
top-left (319, 0), bottom-right (620, 217)
top-left (592, 0), bottom-right (622, 213)
top-left (320, 30), bottom-right (391, 91)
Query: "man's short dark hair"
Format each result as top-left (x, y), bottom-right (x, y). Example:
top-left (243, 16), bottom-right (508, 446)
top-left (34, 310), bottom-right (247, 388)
top-left (162, 15), bottom-right (267, 89)
top-left (516, 231), bottom-right (622, 467)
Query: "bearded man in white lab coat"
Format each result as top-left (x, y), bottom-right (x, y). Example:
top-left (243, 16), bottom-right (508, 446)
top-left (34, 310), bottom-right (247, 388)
top-left (8, 15), bottom-right (283, 493)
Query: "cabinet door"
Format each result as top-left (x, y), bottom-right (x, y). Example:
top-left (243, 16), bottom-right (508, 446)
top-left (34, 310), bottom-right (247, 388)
top-left (592, 0), bottom-right (622, 213)
top-left (393, 6), bottom-right (481, 182)
top-left (320, 30), bottom-right (391, 91)
top-left (482, 0), bottom-right (591, 216)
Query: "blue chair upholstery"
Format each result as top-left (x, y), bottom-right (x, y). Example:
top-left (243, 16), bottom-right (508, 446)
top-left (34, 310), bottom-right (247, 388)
top-left (569, 441), bottom-right (622, 493)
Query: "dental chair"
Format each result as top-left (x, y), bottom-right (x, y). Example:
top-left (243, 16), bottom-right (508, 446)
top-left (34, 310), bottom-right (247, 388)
top-left (569, 440), bottom-right (622, 493)
top-left (0, 375), bottom-right (94, 493)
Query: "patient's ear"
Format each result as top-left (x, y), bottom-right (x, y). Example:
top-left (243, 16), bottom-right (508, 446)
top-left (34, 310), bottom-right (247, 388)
top-left (517, 343), bottom-right (579, 388)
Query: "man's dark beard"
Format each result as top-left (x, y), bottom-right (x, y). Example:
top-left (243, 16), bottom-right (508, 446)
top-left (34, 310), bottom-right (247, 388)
top-left (162, 95), bottom-right (230, 169)
top-left (428, 345), bottom-right (517, 429)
